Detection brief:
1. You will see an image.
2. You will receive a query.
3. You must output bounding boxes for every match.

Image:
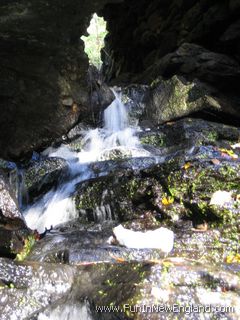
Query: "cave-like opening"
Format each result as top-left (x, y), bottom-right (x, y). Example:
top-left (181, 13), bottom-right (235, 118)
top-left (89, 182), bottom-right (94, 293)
top-left (81, 13), bottom-right (107, 70)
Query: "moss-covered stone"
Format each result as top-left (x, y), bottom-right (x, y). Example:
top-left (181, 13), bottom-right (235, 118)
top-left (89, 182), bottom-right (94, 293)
top-left (140, 133), bottom-right (165, 147)
top-left (145, 75), bottom-right (222, 125)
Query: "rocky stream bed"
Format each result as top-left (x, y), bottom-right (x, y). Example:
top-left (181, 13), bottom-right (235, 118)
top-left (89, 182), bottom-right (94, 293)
top-left (0, 1), bottom-right (240, 318)
top-left (0, 103), bottom-right (240, 319)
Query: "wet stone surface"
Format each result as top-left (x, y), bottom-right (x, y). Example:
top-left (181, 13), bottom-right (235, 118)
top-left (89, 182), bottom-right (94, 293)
top-left (0, 117), bottom-right (240, 319)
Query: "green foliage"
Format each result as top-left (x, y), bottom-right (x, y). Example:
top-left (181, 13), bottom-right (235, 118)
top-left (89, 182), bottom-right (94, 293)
top-left (81, 14), bottom-right (107, 69)
top-left (15, 235), bottom-right (36, 261)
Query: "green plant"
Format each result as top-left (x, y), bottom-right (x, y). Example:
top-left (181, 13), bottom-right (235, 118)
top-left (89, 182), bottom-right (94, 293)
top-left (81, 14), bottom-right (107, 69)
top-left (15, 234), bottom-right (36, 261)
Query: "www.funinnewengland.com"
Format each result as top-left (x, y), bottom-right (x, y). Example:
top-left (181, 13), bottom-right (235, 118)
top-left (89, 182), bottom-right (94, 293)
top-left (95, 304), bottom-right (235, 314)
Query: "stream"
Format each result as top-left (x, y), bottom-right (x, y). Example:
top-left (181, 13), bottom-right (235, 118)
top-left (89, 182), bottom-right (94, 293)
top-left (0, 88), bottom-right (240, 320)
top-left (23, 89), bottom-right (150, 234)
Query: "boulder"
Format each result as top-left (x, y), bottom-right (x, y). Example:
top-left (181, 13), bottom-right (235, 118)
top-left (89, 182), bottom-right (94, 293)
top-left (0, 170), bottom-right (30, 258)
top-left (143, 75), bottom-right (222, 125)
top-left (24, 157), bottom-right (69, 203)
top-left (0, 0), bottom-right (118, 160)
top-left (1, 257), bottom-right (239, 320)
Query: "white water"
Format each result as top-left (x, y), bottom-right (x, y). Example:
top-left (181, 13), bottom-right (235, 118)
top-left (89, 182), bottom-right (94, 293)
top-left (24, 89), bottom-right (150, 233)
top-left (38, 302), bottom-right (93, 320)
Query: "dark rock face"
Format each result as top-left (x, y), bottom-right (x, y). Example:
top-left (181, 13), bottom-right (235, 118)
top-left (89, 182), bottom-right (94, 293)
top-left (101, 0), bottom-right (240, 123)
top-left (0, 170), bottom-right (30, 258)
top-left (1, 0), bottom-right (239, 160)
top-left (102, 0), bottom-right (240, 82)
top-left (0, 0), bottom-right (118, 160)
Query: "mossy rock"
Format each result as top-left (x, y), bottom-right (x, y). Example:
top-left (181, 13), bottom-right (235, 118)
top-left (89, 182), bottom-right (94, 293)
top-left (145, 75), bottom-right (220, 125)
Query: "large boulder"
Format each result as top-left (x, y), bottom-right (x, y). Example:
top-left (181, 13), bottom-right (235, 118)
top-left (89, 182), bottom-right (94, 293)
top-left (1, 257), bottom-right (239, 320)
top-left (101, 1), bottom-right (240, 124)
top-left (101, 1), bottom-right (240, 83)
top-left (24, 157), bottom-right (69, 203)
top-left (143, 75), bottom-right (224, 125)
top-left (0, 0), bottom-right (119, 160)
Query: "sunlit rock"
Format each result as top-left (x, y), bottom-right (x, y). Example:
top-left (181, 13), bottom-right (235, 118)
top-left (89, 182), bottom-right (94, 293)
top-left (111, 224), bottom-right (174, 252)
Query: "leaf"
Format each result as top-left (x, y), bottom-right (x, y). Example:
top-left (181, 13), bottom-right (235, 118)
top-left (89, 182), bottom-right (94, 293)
top-left (226, 253), bottom-right (240, 264)
top-left (219, 148), bottom-right (238, 159)
top-left (109, 253), bottom-right (126, 262)
top-left (162, 197), bottom-right (174, 206)
top-left (183, 162), bottom-right (192, 170)
top-left (211, 158), bottom-right (220, 165)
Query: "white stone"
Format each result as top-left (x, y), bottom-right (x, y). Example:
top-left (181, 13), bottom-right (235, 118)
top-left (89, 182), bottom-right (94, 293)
top-left (210, 190), bottom-right (232, 206)
top-left (112, 224), bottom-right (174, 253)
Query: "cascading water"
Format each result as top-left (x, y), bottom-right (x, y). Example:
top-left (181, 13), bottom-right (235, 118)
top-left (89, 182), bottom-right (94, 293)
top-left (24, 89), bottom-right (150, 233)
top-left (38, 302), bottom-right (93, 320)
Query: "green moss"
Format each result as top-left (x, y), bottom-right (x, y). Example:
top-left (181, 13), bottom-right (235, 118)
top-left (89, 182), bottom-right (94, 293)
top-left (140, 134), bottom-right (165, 147)
top-left (206, 131), bottom-right (218, 142)
top-left (15, 235), bottom-right (36, 261)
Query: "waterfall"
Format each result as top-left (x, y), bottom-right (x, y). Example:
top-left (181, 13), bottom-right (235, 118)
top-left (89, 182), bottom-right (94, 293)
top-left (24, 89), bottom-right (150, 233)
top-left (104, 90), bottom-right (128, 132)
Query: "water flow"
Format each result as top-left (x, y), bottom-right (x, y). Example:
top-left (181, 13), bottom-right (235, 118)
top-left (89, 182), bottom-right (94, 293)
top-left (104, 90), bottom-right (128, 132)
top-left (38, 302), bottom-right (93, 320)
top-left (24, 89), bottom-right (149, 233)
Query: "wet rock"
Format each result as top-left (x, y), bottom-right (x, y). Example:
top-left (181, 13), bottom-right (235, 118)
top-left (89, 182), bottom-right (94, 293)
top-left (24, 157), bottom-right (69, 203)
top-left (100, 259), bottom-right (239, 320)
top-left (66, 123), bottom-right (89, 141)
top-left (0, 159), bottom-right (16, 173)
top-left (0, 170), bottom-right (22, 220)
top-left (121, 84), bottom-right (149, 126)
top-left (139, 118), bottom-right (240, 150)
top-left (0, 258), bottom-right (76, 319)
top-left (0, 170), bottom-right (30, 258)
top-left (26, 222), bottom-right (168, 264)
top-left (88, 65), bottom-right (115, 125)
top-left (1, 257), bottom-right (239, 319)
top-left (70, 117), bottom-right (240, 265)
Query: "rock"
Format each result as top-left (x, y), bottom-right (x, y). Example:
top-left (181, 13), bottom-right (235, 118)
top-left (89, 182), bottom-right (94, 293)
top-left (210, 190), bottom-right (233, 206)
top-left (221, 19), bottom-right (240, 42)
top-left (151, 43), bottom-right (240, 84)
top-left (101, 2), bottom-right (240, 124)
top-left (121, 77), bottom-right (240, 126)
top-left (0, 258), bottom-right (75, 319)
top-left (1, 257), bottom-right (239, 319)
top-left (0, 170), bottom-right (22, 220)
top-left (121, 84), bottom-right (149, 126)
top-left (102, 1), bottom-right (240, 84)
top-left (143, 75), bottom-right (222, 125)
top-left (0, 0), bottom-right (117, 160)
top-left (0, 170), bottom-right (30, 258)
top-left (139, 118), bottom-right (240, 150)
top-left (26, 222), bottom-right (168, 264)
top-left (67, 123), bottom-right (89, 141)
top-left (88, 65), bottom-right (115, 125)
top-left (24, 157), bottom-right (69, 203)
top-left (62, 97), bottom-right (74, 106)
top-left (112, 224), bottom-right (174, 252)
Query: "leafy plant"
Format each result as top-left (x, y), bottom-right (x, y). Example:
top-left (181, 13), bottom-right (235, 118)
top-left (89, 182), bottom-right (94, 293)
top-left (81, 14), bottom-right (107, 69)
